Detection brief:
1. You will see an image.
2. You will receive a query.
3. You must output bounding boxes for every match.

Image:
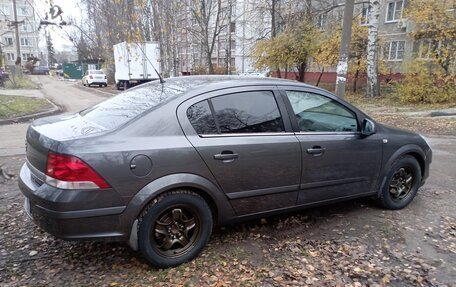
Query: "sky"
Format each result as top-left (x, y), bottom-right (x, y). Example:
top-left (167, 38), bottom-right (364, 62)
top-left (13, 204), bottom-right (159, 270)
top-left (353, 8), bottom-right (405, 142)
top-left (35, 0), bottom-right (82, 51)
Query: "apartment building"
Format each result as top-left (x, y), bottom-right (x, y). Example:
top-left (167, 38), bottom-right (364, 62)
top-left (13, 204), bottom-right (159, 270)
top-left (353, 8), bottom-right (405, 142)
top-left (176, 0), bottom-right (272, 75)
top-left (0, 0), bottom-right (40, 67)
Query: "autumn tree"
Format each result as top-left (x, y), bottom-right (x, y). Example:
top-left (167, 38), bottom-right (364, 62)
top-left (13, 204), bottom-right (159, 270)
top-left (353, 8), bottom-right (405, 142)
top-left (396, 0), bottom-right (455, 103)
top-left (252, 19), bottom-right (319, 81)
top-left (406, 0), bottom-right (455, 74)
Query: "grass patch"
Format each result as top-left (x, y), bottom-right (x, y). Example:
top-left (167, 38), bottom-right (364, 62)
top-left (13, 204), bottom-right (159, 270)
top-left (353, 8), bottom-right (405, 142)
top-left (0, 95), bottom-right (52, 119)
top-left (4, 75), bottom-right (40, 89)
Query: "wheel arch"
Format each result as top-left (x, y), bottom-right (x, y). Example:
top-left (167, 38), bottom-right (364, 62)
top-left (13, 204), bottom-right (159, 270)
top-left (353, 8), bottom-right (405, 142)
top-left (377, 144), bottom-right (426, 196)
top-left (122, 173), bottom-right (235, 228)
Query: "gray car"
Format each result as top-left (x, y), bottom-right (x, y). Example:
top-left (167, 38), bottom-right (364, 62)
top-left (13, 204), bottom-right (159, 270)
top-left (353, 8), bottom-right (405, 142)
top-left (19, 76), bottom-right (432, 267)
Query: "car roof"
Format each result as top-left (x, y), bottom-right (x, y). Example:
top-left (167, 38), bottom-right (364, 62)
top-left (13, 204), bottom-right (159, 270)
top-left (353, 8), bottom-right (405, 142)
top-left (140, 75), bottom-right (329, 97)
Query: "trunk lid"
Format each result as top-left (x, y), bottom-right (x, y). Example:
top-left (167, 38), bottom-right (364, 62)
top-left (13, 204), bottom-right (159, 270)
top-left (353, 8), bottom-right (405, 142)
top-left (26, 113), bottom-right (108, 172)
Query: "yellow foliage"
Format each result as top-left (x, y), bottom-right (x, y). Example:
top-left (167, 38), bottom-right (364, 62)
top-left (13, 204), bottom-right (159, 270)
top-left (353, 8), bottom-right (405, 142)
top-left (396, 60), bottom-right (455, 103)
top-left (406, 0), bottom-right (456, 73)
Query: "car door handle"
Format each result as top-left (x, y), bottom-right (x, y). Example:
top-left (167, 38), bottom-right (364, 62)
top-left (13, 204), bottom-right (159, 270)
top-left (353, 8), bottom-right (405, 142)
top-left (213, 152), bottom-right (239, 161)
top-left (306, 146), bottom-right (326, 156)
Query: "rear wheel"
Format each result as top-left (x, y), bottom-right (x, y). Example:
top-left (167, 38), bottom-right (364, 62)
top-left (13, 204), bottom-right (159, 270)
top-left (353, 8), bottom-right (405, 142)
top-left (138, 190), bottom-right (213, 268)
top-left (378, 156), bottom-right (421, 210)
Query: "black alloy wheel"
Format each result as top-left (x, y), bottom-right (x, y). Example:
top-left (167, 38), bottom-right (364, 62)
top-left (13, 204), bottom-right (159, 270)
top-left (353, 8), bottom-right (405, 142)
top-left (379, 156), bottom-right (421, 210)
top-left (138, 190), bottom-right (213, 268)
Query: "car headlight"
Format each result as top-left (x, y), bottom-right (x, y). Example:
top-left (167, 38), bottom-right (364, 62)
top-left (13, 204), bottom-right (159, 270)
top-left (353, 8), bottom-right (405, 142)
top-left (419, 134), bottom-right (432, 148)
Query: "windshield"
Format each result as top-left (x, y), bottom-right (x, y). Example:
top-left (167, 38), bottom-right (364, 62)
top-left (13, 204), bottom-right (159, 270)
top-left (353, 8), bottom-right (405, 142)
top-left (79, 83), bottom-right (185, 130)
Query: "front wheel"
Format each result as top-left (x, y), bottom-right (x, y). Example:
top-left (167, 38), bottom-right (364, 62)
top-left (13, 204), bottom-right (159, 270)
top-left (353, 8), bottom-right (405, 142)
top-left (378, 156), bottom-right (421, 210)
top-left (138, 190), bottom-right (213, 268)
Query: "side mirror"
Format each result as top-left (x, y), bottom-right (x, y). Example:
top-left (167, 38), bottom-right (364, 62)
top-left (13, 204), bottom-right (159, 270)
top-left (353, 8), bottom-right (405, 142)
top-left (361, 119), bottom-right (376, 136)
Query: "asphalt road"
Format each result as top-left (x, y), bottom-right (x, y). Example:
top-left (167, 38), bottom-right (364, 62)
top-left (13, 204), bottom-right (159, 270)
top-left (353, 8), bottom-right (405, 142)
top-left (0, 76), bottom-right (108, 157)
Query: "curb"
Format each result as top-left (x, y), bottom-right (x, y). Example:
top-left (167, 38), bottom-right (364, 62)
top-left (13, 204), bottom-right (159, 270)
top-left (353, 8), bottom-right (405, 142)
top-left (0, 98), bottom-right (62, 126)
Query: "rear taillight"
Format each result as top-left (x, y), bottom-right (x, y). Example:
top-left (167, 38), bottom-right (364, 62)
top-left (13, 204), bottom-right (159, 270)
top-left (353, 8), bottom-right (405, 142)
top-left (45, 152), bottom-right (110, 189)
top-left (104, 76), bottom-right (107, 79)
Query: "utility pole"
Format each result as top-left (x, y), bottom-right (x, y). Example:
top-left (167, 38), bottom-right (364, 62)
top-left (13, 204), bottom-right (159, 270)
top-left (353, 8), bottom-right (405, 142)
top-left (12, 0), bottom-right (21, 64)
top-left (334, 0), bottom-right (355, 99)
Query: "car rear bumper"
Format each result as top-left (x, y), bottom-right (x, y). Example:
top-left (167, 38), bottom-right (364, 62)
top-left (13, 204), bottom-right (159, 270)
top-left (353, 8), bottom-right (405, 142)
top-left (87, 79), bottom-right (107, 85)
top-left (18, 163), bottom-right (128, 241)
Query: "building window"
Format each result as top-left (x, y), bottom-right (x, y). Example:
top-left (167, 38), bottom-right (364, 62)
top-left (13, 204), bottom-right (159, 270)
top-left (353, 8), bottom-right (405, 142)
top-left (20, 38), bottom-right (33, 47)
top-left (415, 39), bottom-right (441, 59)
top-left (230, 39), bottom-right (236, 50)
top-left (0, 4), bottom-right (11, 16)
top-left (318, 14), bottom-right (327, 30)
top-left (360, 7), bottom-right (369, 25)
top-left (6, 53), bottom-right (15, 61)
top-left (21, 23), bottom-right (33, 32)
top-left (386, 1), bottom-right (404, 22)
top-left (4, 37), bottom-right (13, 46)
top-left (18, 6), bottom-right (30, 16)
top-left (230, 22), bottom-right (236, 33)
top-left (386, 40), bottom-right (405, 61)
top-left (23, 53), bottom-right (34, 61)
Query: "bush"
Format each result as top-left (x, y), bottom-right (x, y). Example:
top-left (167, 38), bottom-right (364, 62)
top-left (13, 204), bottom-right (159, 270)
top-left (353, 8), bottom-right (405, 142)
top-left (396, 60), bottom-right (455, 104)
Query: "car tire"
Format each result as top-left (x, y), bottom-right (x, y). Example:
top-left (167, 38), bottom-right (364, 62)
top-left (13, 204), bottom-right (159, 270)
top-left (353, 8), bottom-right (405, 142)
top-left (104, 84), bottom-right (107, 87)
top-left (138, 190), bottom-right (213, 268)
top-left (378, 156), bottom-right (421, 210)
top-left (99, 84), bottom-right (102, 87)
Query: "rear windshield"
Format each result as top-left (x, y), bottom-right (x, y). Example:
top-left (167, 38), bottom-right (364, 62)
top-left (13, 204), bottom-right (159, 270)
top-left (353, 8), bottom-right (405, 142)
top-left (89, 70), bottom-right (104, 74)
top-left (80, 83), bottom-right (185, 130)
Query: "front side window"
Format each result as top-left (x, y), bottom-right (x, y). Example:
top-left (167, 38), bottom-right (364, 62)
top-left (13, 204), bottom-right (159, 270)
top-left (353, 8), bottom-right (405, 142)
top-left (286, 91), bottom-right (358, 132)
top-left (211, 91), bottom-right (284, 134)
top-left (386, 1), bottom-right (403, 22)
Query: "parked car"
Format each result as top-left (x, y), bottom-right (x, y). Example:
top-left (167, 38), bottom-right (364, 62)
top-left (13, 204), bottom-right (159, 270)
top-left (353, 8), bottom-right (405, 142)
top-left (31, 66), bottom-right (50, 75)
top-left (19, 76), bottom-right (432, 268)
top-left (82, 70), bottom-right (108, 87)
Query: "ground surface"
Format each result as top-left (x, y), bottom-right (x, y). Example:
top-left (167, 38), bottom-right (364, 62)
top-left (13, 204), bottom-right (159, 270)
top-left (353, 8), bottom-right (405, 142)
top-left (0, 77), bottom-right (455, 286)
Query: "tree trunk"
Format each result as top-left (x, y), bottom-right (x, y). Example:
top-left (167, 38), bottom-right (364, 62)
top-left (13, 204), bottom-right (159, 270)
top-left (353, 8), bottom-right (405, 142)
top-left (353, 58), bottom-right (361, 92)
top-left (298, 61), bottom-right (307, 82)
top-left (276, 68), bottom-right (281, 78)
top-left (367, 0), bottom-right (380, 97)
top-left (316, 67), bottom-right (324, 86)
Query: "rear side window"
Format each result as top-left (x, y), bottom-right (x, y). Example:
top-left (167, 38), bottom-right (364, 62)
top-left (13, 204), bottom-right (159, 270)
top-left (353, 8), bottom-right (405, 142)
top-left (186, 101), bottom-right (218, 134)
top-left (187, 91), bottom-right (284, 135)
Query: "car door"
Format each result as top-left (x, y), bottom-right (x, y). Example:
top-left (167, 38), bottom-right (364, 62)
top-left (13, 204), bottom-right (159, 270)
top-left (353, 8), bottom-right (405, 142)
top-left (178, 86), bottom-right (302, 216)
top-left (280, 88), bottom-right (383, 205)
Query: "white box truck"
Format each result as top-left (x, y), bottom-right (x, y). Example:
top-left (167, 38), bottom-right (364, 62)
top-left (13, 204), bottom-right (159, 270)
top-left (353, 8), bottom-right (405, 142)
top-left (113, 42), bottom-right (160, 90)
